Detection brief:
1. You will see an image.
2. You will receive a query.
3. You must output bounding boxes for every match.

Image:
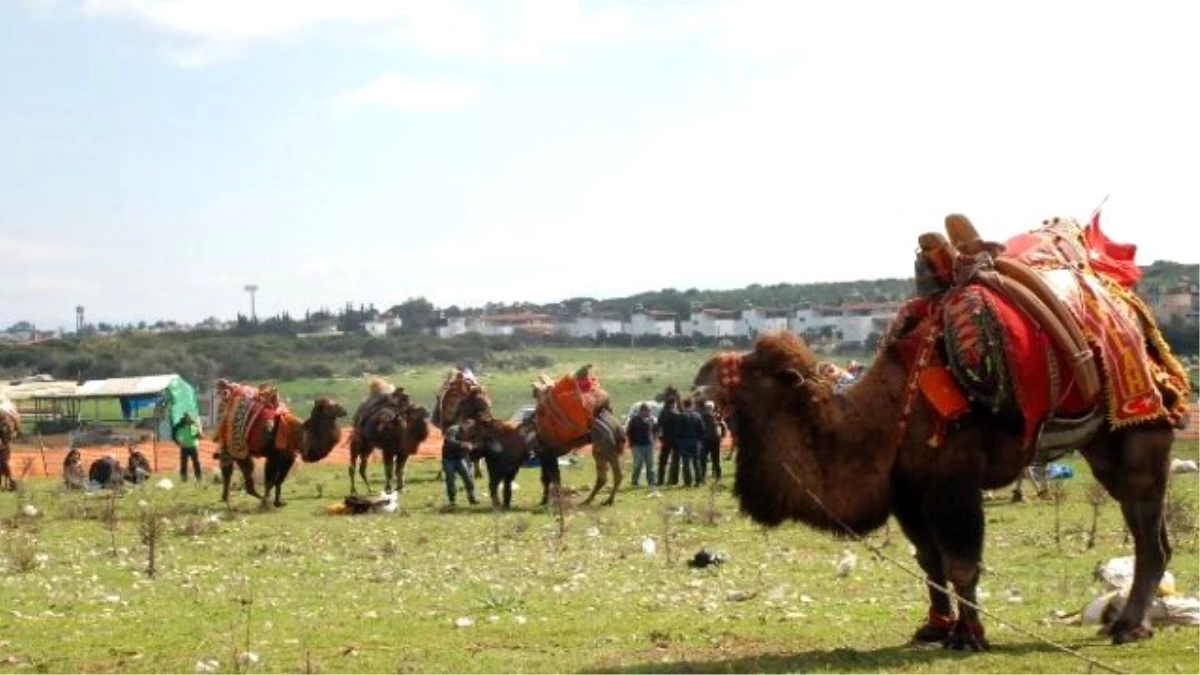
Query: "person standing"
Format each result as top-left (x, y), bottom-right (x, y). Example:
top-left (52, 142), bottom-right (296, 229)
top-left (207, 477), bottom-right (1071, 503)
top-left (676, 398), bottom-right (704, 488)
top-left (698, 401), bottom-right (726, 483)
top-left (441, 418), bottom-right (480, 508)
top-left (626, 404), bottom-right (657, 489)
top-left (655, 398), bottom-right (681, 486)
top-left (173, 413), bottom-right (203, 482)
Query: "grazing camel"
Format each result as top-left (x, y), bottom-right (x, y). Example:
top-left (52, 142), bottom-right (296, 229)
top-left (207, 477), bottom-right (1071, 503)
top-left (213, 381), bottom-right (347, 507)
top-left (694, 214), bottom-right (1190, 650)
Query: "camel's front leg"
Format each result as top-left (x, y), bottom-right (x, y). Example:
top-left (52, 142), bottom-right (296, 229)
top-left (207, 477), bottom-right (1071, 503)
top-left (359, 456), bottom-right (372, 494)
top-left (238, 458), bottom-right (262, 500)
top-left (383, 450), bottom-right (395, 494)
top-left (891, 483), bottom-right (956, 644)
top-left (581, 453), bottom-right (607, 506)
top-left (927, 478), bottom-right (988, 651)
top-left (347, 459), bottom-right (358, 495)
top-left (394, 454), bottom-right (409, 493)
top-left (220, 457), bottom-right (235, 505)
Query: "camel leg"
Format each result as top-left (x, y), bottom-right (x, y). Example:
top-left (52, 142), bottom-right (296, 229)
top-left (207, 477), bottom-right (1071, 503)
top-left (892, 482), bottom-right (955, 644)
top-left (347, 456), bottom-right (358, 495)
top-left (581, 453), bottom-right (607, 506)
top-left (539, 451), bottom-right (560, 507)
top-left (395, 454), bottom-right (409, 493)
top-left (238, 458), bottom-right (262, 500)
top-left (605, 454), bottom-right (623, 506)
top-left (264, 452), bottom-right (295, 507)
top-left (1081, 427), bottom-right (1172, 644)
top-left (473, 456), bottom-right (483, 480)
top-left (220, 457), bottom-right (235, 505)
top-left (502, 467), bottom-right (516, 510)
top-left (925, 475), bottom-right (988, 651)
top-left (383, 450), bottom-right (395, 494)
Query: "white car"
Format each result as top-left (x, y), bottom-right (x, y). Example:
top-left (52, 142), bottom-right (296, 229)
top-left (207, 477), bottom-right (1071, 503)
top-left (625, 400), bottom-right (663, 427)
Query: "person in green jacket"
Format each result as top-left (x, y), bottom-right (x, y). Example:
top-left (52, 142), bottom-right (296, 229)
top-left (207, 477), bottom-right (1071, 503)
top-left (173, 412), bottom-right (203, 482)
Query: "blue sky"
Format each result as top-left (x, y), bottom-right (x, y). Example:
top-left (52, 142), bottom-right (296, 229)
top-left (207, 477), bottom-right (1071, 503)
top-left (2, 0), bottom-right (1197, 330)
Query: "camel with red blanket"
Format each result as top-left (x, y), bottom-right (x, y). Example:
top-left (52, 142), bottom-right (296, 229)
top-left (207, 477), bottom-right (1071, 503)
top-left (696, 213), bottom-right (1191, 649)
top-left (212, 380), bottom-right (347, 507)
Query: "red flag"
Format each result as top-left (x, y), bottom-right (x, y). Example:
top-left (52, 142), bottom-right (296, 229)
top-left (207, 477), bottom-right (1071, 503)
top-left (1084, 211), bottom-right (1141, 288)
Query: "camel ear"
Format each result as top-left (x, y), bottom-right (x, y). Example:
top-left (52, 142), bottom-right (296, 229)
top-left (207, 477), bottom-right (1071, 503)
top-left (776, 369), bottom-right (806, 387)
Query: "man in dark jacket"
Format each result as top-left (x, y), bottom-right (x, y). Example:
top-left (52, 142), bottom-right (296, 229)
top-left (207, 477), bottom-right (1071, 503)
top-left (698, 400), bottom-right (727, 484)
top-left (655, 398), bottom-right (681, 486)
top-left (441, 418), bottom-right (479, 508)
top-left (625, 404), bottom-right (656, 489)
top-left (676, 398), bottom-right (705, 488)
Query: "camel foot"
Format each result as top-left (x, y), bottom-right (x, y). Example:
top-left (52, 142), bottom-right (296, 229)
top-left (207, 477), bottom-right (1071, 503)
top-left (274, 499), bottom-right (287, 508)
top-left (910, 619), bottom-right (952, 644)
top-left (1010, 489), bottom-right (1024, 503)
top-left (601, 497), bottom-right (615, 507)
top-left (942, 619), bottom-right (989, 651)
top-left (1105, 617), bottom-right (1154, 644)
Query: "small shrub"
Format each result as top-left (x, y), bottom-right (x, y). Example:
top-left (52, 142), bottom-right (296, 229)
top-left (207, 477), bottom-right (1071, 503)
top-left (4, 533), bottom-right (40, 573)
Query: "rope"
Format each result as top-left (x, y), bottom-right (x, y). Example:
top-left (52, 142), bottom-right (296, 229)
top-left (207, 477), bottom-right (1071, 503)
top-left (778, 463), bottom-right (1128, 675)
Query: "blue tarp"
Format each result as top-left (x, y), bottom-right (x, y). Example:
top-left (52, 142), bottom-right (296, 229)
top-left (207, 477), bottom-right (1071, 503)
top-left (119, 394), bottom-right (160, 420)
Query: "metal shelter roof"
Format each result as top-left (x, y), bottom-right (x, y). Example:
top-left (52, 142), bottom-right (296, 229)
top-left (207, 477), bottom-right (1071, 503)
top-left (29, 374), bottom-right (182, 400)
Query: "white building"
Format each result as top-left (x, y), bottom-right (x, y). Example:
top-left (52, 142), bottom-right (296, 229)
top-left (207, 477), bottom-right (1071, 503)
top-left (741, 307), bottom-right (791, 338)
top-left (688, 308), bottom-right (742, 338)
top-left (629, 310), bottom-right (677, 337)
top-left (475, 313), bottom-right (556, 337)
top-left (436, 316), bottom-right (469, 338)
top-left (562, 313), bottom-right (626, 338)
top-left (362, 314), bottom-right (402, 337)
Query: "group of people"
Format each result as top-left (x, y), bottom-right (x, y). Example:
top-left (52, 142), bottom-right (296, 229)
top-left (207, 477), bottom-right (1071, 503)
top-left (60, 411), bottom-right (204, 491)
top-left (627, 396), bottom-right (728, 491)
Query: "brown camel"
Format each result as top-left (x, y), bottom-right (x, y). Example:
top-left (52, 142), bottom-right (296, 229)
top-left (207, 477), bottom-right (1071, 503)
top-left (470, 406), bottom-right (626, 510)
top-left (348, 391), bottom-right (430, 495)
top-left (218, 396), bottom-right (347, 507)
top-left (0, 396), bottom-right (19, 491)
top-left (695, 330), bottom-right (1181, 650)
top-left (433, 375), bottom-right (492, 480)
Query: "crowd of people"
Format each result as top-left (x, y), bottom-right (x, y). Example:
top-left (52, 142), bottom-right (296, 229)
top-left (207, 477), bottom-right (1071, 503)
top-left (627, 396), bottom-right (728, 492)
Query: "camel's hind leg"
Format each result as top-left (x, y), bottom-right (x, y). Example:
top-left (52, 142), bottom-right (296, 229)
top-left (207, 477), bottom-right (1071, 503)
top-left (382, 449), bottom-right (396, 494)
top-left (581, 452), bottom-right (608, 506)
top-left (892, 480), bottom-right (955, 644)
top-left (603, 453), bottom-right (622, 506)
top-left (1081, 426), bottom-right (1173, 644)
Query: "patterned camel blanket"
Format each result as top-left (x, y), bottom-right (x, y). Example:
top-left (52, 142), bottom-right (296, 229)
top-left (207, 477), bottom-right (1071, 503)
top-left (888, 216), bottom-right (1190, 442)
top-left (213, 382), bottom-right (287, 460)
top-left (532, 367), bottom-right (610, 448)
top-left (434, 367), bottom-right (490, 427)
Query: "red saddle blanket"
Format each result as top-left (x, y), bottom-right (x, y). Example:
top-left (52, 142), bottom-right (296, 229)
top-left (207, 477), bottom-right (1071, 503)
top-left (214, 383), bottom-right (287, 460)
top-left (891, 217), bottom-right (1190, 442)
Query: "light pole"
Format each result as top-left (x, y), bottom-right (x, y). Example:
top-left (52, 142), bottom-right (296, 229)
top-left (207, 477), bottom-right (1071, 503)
top-left (244, 284), bottom-right (258, 322)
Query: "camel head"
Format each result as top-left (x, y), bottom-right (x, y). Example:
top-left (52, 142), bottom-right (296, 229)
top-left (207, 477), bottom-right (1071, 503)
top-left (694, 330), bottom-right (823, 414)
top-left (300, 397), bottom-right (348, 462)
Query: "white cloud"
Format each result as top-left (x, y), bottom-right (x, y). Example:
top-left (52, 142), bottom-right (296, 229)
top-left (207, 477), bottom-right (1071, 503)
top-left (331, 74), bottom-right (479, 114)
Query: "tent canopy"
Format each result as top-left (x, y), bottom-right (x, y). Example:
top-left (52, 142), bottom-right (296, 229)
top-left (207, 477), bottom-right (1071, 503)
top-left (30, 373), bottom-right (199, 425)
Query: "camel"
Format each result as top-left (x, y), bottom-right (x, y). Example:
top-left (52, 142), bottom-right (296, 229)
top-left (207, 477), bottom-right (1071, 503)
top-left (469, 405), bottom-right (626, 510)
top-left (348, 388), bottom-right (431, 495)
top-left (215, 388), bottom-right (347, 508)
top-left (432, 369), bottom-right (493, 480)
top-left (694, 213), bottom-right (1191, 650)
top-left (0, 394), bottom-right (19, 491)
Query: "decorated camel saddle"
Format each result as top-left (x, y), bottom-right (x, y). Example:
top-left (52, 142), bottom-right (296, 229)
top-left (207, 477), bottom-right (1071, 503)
top-left (529, 364), bottom-right (614, 449)
top-left (352, 378), bottom-right (412, 434)
top-left (885, 213), bottom-right (1191, 451)
top-left (433, 366), bottom-right (492, 428)
top-left (212, 379), bottom-right (297, 460)
top-left (0, 392), bottom-right (20, 442)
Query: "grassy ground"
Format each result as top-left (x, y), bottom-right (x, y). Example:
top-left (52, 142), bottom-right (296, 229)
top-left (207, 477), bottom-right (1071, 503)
top-left (1, 440), bottom-right (1196, 674)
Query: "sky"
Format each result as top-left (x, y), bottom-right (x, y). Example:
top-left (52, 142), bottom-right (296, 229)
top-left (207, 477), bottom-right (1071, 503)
top-left (2, 0), bottom-right (1198, 330)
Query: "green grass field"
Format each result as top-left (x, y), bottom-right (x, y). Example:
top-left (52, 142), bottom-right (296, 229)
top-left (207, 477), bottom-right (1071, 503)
top-left (1, 437), bottom-right (1197, 674)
